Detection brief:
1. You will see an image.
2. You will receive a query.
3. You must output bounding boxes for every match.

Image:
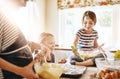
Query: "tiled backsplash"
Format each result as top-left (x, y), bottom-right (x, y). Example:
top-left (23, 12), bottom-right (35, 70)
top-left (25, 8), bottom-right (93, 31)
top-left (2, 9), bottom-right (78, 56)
top-left (54, 50), bottom-right (73, 63)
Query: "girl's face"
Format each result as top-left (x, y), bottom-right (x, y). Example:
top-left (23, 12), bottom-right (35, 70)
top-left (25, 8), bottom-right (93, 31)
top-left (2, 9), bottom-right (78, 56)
top-left (83, 16), bottom-right (95, 30)
top-left (43, 36), bottom-right (55, 50)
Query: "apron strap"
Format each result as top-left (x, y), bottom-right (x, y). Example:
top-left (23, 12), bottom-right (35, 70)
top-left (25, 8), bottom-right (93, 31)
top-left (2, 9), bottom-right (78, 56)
top-left (0, 68), bottom-right (4, 79)
top-left (0, 45), bottom-right (29, 55)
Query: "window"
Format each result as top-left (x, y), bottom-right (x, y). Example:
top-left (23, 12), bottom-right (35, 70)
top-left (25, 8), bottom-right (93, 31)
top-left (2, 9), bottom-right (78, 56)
top-left (58, 4), bottom-right (120, 50)
top-left (15, 1), bottom-right (41, 42)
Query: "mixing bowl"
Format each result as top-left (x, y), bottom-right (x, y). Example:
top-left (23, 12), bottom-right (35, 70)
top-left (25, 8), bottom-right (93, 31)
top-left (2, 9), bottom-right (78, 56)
top-left (34, 63), bottom-right (63, 79)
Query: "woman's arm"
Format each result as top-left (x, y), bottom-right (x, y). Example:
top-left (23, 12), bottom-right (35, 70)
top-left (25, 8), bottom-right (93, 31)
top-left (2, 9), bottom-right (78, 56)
top-left (0, 58), bottom-right (41, 79)
top-left (28, 41), bottom-right (41, 52)
top-left (0, 58), bottom-right (22, 75)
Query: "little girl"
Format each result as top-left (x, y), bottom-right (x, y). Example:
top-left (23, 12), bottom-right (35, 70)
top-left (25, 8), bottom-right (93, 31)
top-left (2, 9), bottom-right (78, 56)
top-left (33, 32), bottom-right (67, 64)
top-left (74, 10), bottom-right (98, 51)
top-left (39, 32), bottom-right (55, 63)
top-left (71, 10), bottom-right (103, 66)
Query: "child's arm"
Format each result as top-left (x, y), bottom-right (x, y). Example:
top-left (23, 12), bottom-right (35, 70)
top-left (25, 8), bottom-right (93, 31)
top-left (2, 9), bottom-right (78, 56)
top-left (40, 44), bottom-right (52, 62)
top-left (72, 35), bottom-right (80, 55)
top-left (73, 35), bottom-right (80, 49)
top-left (94, 39), bottom-right (99, 48)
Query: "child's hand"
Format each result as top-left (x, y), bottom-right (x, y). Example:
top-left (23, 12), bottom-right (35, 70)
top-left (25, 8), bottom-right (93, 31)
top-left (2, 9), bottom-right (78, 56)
top-left (33, 50), bottom-right (45, 63)
top-left (73, 50), bottom-right (78, 55)
top-left (58, 58), bottom-right (67, 64)
top-left (40, 43), bottom-right (52, 61)
top-left (71, 46), bottom-right (78, 55)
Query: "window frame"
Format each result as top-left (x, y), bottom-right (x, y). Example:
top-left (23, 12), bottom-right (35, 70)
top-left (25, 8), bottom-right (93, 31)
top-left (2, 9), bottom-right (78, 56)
top-left (58, 4), bottom-right (120, 50)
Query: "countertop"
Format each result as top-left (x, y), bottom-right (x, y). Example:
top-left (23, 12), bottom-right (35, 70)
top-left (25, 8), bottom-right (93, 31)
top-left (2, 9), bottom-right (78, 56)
top-left (60, 67), bottom-right (98, 79)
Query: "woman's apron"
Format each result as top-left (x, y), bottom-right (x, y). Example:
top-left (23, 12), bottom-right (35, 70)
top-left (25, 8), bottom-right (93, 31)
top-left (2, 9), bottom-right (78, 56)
top-left (0, 33), bottom-right (33, 79)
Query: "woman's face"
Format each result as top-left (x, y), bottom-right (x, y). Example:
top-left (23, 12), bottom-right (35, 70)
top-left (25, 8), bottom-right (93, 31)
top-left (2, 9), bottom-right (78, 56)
top-left (83, 16), bottom-right (95, 30)
top-left (14, 0), bottom-right (28, 7)
top-left (43, 36), bottom-right (55, 50)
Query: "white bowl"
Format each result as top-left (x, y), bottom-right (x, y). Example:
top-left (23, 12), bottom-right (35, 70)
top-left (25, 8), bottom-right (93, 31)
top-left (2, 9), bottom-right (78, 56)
top-left (78, 50), bottom-right (100, 60)
top-left (95, 58), bottom-right (120, 70)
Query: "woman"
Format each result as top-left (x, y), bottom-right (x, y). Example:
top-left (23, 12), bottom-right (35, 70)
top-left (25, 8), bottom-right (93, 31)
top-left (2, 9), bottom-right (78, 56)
top-left (0, 0), bottom-right (42, 79)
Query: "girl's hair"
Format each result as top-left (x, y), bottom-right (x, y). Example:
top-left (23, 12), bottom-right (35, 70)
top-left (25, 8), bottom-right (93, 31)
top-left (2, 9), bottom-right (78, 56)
top-left (39, 32), bottom-right (54, 43)
top-left (82, 10), bottom-right (97, 25)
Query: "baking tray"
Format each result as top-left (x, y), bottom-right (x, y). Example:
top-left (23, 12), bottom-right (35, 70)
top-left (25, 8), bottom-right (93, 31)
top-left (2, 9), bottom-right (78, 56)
top-left (60, 64), bottom-right (87, 78)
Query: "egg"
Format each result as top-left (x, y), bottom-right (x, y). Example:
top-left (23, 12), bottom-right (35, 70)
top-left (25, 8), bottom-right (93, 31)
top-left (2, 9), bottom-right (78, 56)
top-left (97, 70), bottom-right (105, 78)
top-left (103, 69), bottom-right (110, 74)
top-left (105, 73), bottom-right (112, 79)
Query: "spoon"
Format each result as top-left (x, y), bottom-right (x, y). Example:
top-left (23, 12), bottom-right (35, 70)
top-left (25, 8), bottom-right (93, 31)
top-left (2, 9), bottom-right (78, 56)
top-left (98, 44), bottom-right (111, 65)
top-left (44, 56), bottom-right (47, 64)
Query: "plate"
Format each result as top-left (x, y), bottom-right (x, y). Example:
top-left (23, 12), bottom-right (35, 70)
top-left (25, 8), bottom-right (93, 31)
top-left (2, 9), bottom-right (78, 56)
top-left (60, 64), bottom-right (87, 78)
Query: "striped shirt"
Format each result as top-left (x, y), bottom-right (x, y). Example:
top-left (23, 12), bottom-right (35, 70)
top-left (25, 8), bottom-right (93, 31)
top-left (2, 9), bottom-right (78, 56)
top-left (76, 28), bottom-right (98, 51)
top-left (0, 11), bottom-right (19, 79)
top-left (0, 11), bottom-right (32, 79)
top-left (0, 13), bottom-right (19, 52)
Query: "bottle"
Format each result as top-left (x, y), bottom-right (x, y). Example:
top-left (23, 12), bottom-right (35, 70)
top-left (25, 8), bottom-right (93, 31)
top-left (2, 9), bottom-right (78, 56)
top-left (71, 46), bottom-right (84, 60)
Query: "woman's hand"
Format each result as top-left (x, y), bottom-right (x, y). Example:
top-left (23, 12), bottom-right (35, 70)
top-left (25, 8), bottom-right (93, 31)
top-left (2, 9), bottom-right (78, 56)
top-left (17, 60), bottom-right (42, 79)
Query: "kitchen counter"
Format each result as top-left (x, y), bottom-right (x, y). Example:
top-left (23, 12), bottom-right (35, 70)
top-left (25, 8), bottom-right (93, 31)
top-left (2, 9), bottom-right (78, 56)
top-left (80, 67), bottom-right (98, 79)
top-left (60, 67), bottom-right (98, 79)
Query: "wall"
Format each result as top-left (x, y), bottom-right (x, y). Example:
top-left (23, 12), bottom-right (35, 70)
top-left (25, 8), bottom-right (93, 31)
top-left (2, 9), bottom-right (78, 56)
top-left (34, 0), bottom-right (59, 43)
top-left (37, 0), bottom-right (45, 31)
top-left (45, 0), bottom-right (59, 43)
top-left (54, 50), bottom-right (73, 63)
top-left (34, 0), bottom-right (46, 42)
